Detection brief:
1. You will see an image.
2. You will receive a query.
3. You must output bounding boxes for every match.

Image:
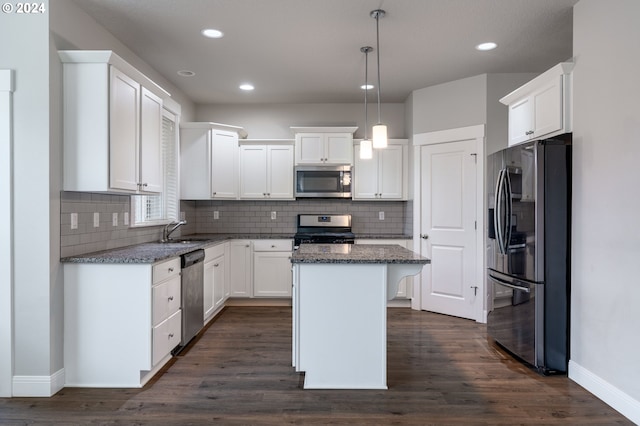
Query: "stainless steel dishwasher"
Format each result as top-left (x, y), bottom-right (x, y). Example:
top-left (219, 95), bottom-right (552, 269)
top-left (176, 249), bottom-right (205, 353)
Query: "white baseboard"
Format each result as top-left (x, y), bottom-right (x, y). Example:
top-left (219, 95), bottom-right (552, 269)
top-left (569, 360), bottom-right (640, 424)
top-left (12, 368), bottom-right (65, 397)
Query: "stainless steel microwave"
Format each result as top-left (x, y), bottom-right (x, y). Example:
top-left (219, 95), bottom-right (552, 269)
top-left (294, 166), bottom-right (351, 198)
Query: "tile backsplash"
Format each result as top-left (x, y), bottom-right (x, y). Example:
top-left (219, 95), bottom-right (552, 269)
top-left (187, 199), bottom-right (411, 236)
top-left (60, 192), bottom-right (163, 257)
top-left (61, 192), bottom-right (412, 257)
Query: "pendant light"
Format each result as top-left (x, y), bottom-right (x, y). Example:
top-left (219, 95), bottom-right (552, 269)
top-left (371, 9), bottom-right (388, 149)
top-left (359, 46), bottom-right (373, 160)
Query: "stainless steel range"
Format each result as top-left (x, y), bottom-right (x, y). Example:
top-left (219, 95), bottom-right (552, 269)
top-left (293, 214), bottom-right (355, 248)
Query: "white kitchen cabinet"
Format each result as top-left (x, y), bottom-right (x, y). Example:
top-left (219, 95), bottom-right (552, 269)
top-left (228, 240), bottom-right (252, 297)
top-left (252, 240), bottom-right (293, 297)
top-left (180, 122), bottom-right (243, 200)
top-left (500, 62), bottom-right (574, 147)
top-left (239, 144), bottom-right (294, 199)
top-left (355, 239), bottom-right (413, 299)
top-left (291, 127), bottom-right (357, 165)
top-left (353, 140), bottom-right (407, 200)
top-left (64, 257), bottom-right (182, 387)
top-left (59, 50), bottom-right (169, 194)
top-left (204, 243), bottom-right (227, 321)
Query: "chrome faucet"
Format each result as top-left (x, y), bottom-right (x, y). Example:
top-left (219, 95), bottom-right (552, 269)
top-left (162, 220), bottom-right (187, 242)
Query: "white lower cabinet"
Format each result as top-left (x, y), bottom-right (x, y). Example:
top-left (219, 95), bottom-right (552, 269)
top-left (252, 240), bottom-right (293, 297)
top-left (204, 243), bottom-right (227, 322)
top-left (229, 240), bottom-right (252, 297)
top-left (64, 257), bottom-right (181, 388)
top-left (355, 239), bottom-right (413, 299)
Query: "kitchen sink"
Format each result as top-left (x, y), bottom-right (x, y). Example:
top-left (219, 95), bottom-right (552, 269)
top-left (159, 237), bottom-right (211, 244)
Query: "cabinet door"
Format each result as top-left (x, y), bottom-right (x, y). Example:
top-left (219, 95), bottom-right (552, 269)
top-left (203, 259), bottom-right (215, 319)
top-left (140, 87), bottom-right (163, 193)
top-left (109, 67), bottom-right (140, 192)
top-left (295, 133), bottom-right (324, 164)
top-left (212, 254), bottom-right (226, 310)
top-left (508, 96), bottom-right (534, 147)
top-left (378, 145), bottom-right (404, 199)
top-left (325, 133), bottom-right (353, 165)
top-left (533, 76), bottom-right (563, 138)
top-left (229, 241), bottom-right (252, 297)
top-left (353, 146), bottom-right (379, 199)
top-left (211, 130), bottom-right (239, 198)
top-left (253, 252), bottom-right (292, 297)
top-left (180, 128), bottom-right (211, 200)
top-left (239, 145), bottom-right (268, 198)
top-left (267, 145), bottom-right (294, 199)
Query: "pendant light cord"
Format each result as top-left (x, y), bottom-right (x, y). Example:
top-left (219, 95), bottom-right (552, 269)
top-left (375, 11), bottom-right (382, 124)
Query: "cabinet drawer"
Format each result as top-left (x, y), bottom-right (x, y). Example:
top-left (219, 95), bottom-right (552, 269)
top-left (252, 239), bottom-right (292, 252)
top-left (153, 258), bottom-right (180, 284)
top-left (152, 275), bottom-right (181, 326)
top-left (205, 242), bottom-right (226, 260)
top-left (152, 309), bottom-right (182, 366)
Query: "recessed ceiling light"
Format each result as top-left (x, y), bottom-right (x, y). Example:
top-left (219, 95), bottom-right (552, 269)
top-left (476, 42), bottom-right (497, 51)
top-left (360, 84), bottom-right (374, 90)
top-left (177, 70), bottom-right (195, 77)
top-left (239, 83), bottom-right (254, 91)
top-left (201, 28), bottom-right (224, 39)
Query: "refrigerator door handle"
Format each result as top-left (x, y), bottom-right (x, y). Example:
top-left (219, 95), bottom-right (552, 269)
top-left (488, 274), bottom-right (531, 293)
top-left (494, 169), bottom-right (506, 254)
top-left (504, 169), bottom-right (513, 251)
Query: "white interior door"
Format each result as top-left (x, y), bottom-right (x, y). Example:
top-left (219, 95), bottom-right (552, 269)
top-left (420, 139), bottom-right (478, 320)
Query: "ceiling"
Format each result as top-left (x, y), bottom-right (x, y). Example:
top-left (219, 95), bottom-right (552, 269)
top-left (71, 0), bottom-right (578, 105)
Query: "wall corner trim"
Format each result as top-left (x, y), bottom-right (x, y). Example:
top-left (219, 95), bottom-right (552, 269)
top-left (569, 360), bottom-right (640, 424)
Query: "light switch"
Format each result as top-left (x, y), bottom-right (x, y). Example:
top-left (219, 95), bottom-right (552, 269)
top-left (93, 212), bottom-right (100, 228)
top-left (180, 211), bottom-right (186, 221)
top-left (70, 213), bottom-right (78, 230)
top-left (112, 212), bottom-right (118, 227)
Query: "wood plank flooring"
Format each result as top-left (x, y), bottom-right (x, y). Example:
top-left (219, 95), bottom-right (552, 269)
top-left (0, 307), bottom-right (632, 425)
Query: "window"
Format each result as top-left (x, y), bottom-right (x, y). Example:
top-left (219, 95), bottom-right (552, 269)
top-left (131, 109), bottom-right (179, 227)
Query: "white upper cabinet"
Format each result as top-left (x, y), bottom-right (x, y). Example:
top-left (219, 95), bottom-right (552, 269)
top-left (59, 50), bottom-right (169, 194)
top-left (353, 140), bottom-right (408, 200)
top-left (291, 127), bottom-right (357, 165)
top-left (180, 122), bottom-right (243, 200)
top-left (239, 143), bottom-right (294, 200)
top-left (500, 62), bottom-right (574, 147)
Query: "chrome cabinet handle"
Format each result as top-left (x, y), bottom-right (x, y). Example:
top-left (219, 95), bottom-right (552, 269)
top-left (168, 333), bottom-right (174, 339)
top-left (168, 267), bottom-right (174, 272)
top-left (421, 234), bottom-right (429, 239)
top-left (168, 296), bottom-right (174, 301)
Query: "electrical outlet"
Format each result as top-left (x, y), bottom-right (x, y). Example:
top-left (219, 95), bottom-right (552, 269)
top-left (123, 212), bottom-right (129, 226)
top-left (378, 211), bottom-right (385, 220)
top-left (180, 211), bottom-right (186, 221)
top-left (70, 213), bottom-right (78, 230)
top-left (112, 212), bottom-right (118, 227)
top-left (213, 211), bottom-right (219, 220)
top-left (271, 211), bottom-right (277, 220)
top-left (93, 212), bottom-right (100, 228)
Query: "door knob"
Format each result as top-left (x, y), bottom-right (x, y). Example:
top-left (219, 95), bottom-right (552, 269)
top-left (421, 234), bottom-right (429, 239)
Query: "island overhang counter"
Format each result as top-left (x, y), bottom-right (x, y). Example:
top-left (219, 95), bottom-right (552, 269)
top-left (290, 244), bottom-right (430, 390)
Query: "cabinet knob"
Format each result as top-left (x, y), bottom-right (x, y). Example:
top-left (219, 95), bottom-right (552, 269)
top-left (421, 234), bottom-right (429, 239)
top-left (212, 192), bottom-right (217, 196)
top-left (271, 245), bottom-right (276, 248)
top-left (214, 263), bottom-right (219, 267)
top-left (168, 296), bottom-right (174, 301)
top-left (168, 333), bottom-right (174, 339)
top-left (245, 245), bottom-right (250, 248)
top-left (168, 267), bottom-right (174, 272)
top-left (142, 183), bottom-right (148, 187)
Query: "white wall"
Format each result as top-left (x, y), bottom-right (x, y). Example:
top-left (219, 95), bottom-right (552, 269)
top-left (570, 0), bottom-right (640, 422)
top-left (195, 103), bottom-right (406, 140)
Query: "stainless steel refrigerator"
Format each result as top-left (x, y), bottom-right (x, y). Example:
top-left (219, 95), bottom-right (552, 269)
top-left (487, 134), bottom-right (571, 374)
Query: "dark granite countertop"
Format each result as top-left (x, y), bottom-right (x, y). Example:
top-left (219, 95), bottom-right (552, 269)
top-left (291, 244), bottom-right (429, 265)
top-left (61, 234), bottom-right (294, 264)
top-left (354, 234), bottom-right (412, 240)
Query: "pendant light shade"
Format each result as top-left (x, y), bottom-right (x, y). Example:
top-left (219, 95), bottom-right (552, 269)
top-left (371, 9), bottom-right (387, 149)
top-left (360, 46), bottom-right (373, 160)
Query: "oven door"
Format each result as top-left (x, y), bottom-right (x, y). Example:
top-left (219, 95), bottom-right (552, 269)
top-left (295, 166), bottom-right (351, 198)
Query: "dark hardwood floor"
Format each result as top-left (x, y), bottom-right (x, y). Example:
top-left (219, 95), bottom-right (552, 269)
top-left (0, 307), bottom-right (631, 425)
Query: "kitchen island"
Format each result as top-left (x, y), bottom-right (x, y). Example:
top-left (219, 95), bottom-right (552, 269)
top-left (290, 244), bottom-right (429, 389)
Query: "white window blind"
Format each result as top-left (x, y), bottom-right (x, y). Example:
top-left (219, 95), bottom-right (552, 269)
top-left (131, 110), bottom-right (179, 226)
